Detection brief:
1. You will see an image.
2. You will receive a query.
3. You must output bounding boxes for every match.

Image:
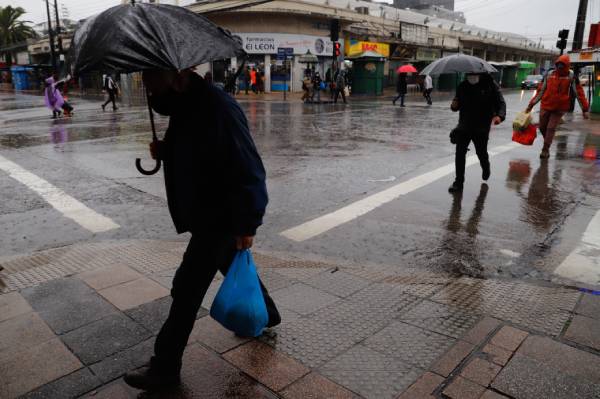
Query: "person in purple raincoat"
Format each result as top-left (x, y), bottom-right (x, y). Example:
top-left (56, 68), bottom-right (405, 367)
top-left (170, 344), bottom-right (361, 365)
top-left (44, 76), bottom-right (65, 119)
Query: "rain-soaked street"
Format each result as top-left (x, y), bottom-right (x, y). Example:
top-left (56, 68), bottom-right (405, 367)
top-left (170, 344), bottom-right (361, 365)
top-left (1, 90), bottom-right (599, 288)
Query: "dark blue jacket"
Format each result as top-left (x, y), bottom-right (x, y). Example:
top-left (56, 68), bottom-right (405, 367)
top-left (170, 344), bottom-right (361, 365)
top-left (161, 75), bottom-right (267, 236)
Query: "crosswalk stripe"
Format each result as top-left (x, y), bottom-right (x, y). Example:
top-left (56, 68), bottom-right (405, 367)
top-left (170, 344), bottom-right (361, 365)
top-left (281, 142), bottom-right (519, 242)
top-left (0, 155), bottom-right (120, 233)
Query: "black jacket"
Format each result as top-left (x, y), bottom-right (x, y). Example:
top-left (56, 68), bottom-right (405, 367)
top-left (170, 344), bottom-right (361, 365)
top-left (161, 75), bottom-right (268, 236)
top-left (452, 76), bottom-right (506, 132)
top-left (396, 74), bottom-right (407, 94)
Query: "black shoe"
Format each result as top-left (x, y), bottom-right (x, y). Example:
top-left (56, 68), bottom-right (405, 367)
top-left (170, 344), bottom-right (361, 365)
top-left (400, 104), bottom-right (406, 107)
top-left (124, 366), bottom-right (180, 391)
top-left (101, 104), bottom-right (106, 111)
top-left (482, 164), bottom-right (491, 181)
top-left (448, 182), bottom-right (463, 193)
top-left (393, 100), bottom-right (396, 105)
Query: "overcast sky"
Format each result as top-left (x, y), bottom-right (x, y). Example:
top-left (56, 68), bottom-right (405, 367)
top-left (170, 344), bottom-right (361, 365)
top-left (2, 0), bottom-right (598, 48)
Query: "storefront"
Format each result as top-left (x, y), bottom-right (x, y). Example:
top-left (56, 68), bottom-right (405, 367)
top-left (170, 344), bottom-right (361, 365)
top-left (218, 33), bottom-right (343, 92)
top-left (345, 41), bottom-right (390, 95)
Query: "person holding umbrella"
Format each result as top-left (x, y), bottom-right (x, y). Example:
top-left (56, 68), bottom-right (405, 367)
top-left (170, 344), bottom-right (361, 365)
top-left (420, 54), bottom-right (506, 193)
top-left (449, 73), bottom-right (506, 193)
top-left (393, 73), bottom-right (407, 106)
top-left (69, 2), bottom-right (281, 391)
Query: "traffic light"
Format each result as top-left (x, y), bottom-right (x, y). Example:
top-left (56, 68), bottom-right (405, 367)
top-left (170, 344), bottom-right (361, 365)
top-left (556, 29), bottom-right (569, 54)
top-left (334, 42), bottom-right (341, 58)
top-left (330, 19), bottom-right (340, 42)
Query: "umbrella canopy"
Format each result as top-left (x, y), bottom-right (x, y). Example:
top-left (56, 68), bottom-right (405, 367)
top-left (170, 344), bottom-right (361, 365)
top-left (420, 54), bottom-right (497, 76)
top-left (69, 2), bottom-right (245, 74)
top-left (396, 64), bottom-right (417, 74)
top-left (298, 51), bottom-right (319, 64)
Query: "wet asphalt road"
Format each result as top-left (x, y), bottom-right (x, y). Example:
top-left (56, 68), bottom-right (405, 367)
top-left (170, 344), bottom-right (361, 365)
top-left (1, 90), bottom-right (599, 289)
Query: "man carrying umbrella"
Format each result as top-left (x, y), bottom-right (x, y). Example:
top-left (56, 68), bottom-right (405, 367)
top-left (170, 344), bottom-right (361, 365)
top-left (449, 73), bottom-right (506, 193)
top-left (69, 2), bottom-right (281, 391)
top-left (420, 54), bottom-right (506, 193)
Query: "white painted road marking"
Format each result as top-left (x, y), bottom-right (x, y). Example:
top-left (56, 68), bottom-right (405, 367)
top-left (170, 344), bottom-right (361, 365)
top-left (281, 142), bottom-right (520, 242)
top-left (554, 209), bottom-right (600, 285)
top-left (0, 155), bottom-right (120, 233)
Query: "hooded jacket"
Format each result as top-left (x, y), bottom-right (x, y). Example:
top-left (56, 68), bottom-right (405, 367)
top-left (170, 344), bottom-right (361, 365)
top-left (529, 55), bottom-right (589, 113)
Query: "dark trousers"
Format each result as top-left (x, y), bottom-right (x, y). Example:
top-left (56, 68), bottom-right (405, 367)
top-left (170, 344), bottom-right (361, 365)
top-left (423, 89), bottom-right (433, 104)
top-left (393, 93), bottom-right (405, 105)
top-left (455, 131), bottom-right (490, 184)
top-left (152, 233), bottom-right (279, 374)
top-left (334, 88), bottom-right (346, 104)
top-left (102, 89), bottom-right (117, 109)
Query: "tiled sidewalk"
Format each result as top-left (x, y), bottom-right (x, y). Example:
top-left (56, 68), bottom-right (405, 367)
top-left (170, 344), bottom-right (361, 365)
top-left (1, 239), bottom-right (599, 398)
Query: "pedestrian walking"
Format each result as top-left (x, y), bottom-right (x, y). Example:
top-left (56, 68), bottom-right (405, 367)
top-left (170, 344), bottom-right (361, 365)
top-left (124, 69), bottom-right (281, 391)
top-left (101, 74), bottom-right (119, 111)
top-left (333, 70), bottom-right (347, 104)
top-left (250, 67), bottom-right (257, 94)
top-left (312, 71), bottom-right (322, 103)
top-left (302, 73), bottom-right (312, 103)
top-left (393, 73), bottom-right (407, 106)
top-left (422, 74), bottom-right (433, 105)
top-left (448, 73), bottom-right (506, 193)
top-left (44, 75), bottom-right (65, 119)
top-left (526, 54), bottom-right (589, 159)
top-left (243, 66), bottom-right (251, 94)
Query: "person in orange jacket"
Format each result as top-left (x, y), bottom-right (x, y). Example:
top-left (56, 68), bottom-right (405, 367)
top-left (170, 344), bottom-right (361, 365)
top-left (526, 54), bottom-right (589, 159)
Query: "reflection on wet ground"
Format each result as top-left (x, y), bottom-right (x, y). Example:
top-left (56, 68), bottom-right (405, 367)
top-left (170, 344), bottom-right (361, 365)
top-left (442, 184), bottom-right (489, 277)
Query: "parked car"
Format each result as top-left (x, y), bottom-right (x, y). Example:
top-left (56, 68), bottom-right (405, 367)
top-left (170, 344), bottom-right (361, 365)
top-left (521, 75), bottom-right (543, 90)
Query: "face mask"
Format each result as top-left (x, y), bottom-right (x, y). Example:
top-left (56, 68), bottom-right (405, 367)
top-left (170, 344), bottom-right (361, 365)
top-left (148, 89), bottom-right (179, 116)
top-left (467, 75), bottom-right (480, 85)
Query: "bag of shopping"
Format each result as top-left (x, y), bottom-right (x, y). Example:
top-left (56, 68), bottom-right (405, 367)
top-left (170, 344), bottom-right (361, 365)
top-left (512, 124), bottom-right (538, 146)
top-left (210, 250), bottom-right (268, 337)
top-left (343, 86), bottom-right (350, 97)
top-left (512, 112), bottom-right (532, 131)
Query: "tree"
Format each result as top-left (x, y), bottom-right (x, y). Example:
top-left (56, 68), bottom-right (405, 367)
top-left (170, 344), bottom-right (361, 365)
top-left (0, 6), bottom-right (37, 67)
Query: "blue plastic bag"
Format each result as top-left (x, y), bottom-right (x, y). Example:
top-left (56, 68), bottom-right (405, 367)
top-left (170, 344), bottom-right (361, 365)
top-left (210, 250), bottom-right (268, 337)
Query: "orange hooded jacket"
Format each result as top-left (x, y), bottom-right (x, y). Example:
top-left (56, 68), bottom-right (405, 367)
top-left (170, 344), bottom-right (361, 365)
top-left (528, 55), bottom-right (589, 113)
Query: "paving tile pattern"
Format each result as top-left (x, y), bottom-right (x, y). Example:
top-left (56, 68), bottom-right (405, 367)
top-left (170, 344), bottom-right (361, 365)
top-left (302, 270), bottom-right (371, 298)
top-left (398, 300), bottom-right (480, 338)
top-left (430, 278), bottom-right (580, 335)
top-left (0, 291), bottom-right (32, 322)
top-left (21, 368), bottom-right (102, 399)
top-left (363, 322), bottom-right (455, 369)
top-left (492, 354), bottom-right (600, 399)
top-left (61, 313), bottom-right (151, 365)
top-left (21, 278), bottom-right (117, 334)
top-left (321, 345), bottom-right (422, 399)
top-left (0, 240), bottom-right (185, 293)
top-left (564, 315), bottom-right (600, 351)
top-left (280, 372), bottom-right (360, 399)
top-left (271, 283), bottom-right (340, 315)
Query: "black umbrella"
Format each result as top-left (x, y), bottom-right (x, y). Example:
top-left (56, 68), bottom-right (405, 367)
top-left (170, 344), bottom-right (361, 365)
top-left (420, 54), bottom-right (497, 76)
top-left (69, 1), bottom-right (245, 174)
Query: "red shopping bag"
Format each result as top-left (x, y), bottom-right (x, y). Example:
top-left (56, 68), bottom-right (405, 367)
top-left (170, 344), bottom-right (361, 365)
top-left (512, 124), bottom-right (538, 146)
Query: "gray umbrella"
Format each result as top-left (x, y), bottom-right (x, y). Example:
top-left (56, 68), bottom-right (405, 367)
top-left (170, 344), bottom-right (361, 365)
top-left (421, 54), bottom-right (498, 76)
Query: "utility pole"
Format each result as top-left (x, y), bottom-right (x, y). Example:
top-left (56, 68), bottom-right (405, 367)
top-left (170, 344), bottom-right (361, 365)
top-left (53, 0), bottom-right (64, 58)
top-left (572, 0), bottom-right (588, 51)
top-left (45, 0), bottom-right (57, 70)
top-left (569, 0), bottom-right (588, 111)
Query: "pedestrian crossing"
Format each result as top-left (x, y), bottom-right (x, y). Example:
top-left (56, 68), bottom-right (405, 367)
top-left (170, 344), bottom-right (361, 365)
top-left (0, 155), bottom-right (120, 234)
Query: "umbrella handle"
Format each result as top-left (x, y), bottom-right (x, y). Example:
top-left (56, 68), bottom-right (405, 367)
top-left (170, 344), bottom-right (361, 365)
top-left (135, 158), bottom-right (161, 175)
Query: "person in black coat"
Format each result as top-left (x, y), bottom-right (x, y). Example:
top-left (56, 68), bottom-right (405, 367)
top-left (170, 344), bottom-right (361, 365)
top-left (449, 73), bottom-right (506, 193)
top-left (393, 73), bottom-right (408, 106)
top-left (124, 69), bottom-right (281, 391)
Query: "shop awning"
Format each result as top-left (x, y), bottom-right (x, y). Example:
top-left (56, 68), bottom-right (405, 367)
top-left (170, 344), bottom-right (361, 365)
top-left (488, 61), bottom-right (519, 67)
top-left (518, 61), bottom-right (536, 68)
